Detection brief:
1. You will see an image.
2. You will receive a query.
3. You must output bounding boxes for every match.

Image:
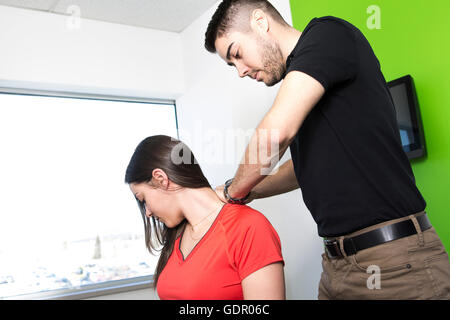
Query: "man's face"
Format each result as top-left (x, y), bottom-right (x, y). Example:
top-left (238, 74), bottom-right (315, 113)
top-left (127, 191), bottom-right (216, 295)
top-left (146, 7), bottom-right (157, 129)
top-left (215, 31), bottom-right (286, 87)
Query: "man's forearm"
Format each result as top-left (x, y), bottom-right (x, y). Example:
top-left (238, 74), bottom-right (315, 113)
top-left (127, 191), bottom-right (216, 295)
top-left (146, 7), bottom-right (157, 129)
top-left (252, 159), bottom-right (299, 199)
top-left (227, 128), bottom-right (292, 199)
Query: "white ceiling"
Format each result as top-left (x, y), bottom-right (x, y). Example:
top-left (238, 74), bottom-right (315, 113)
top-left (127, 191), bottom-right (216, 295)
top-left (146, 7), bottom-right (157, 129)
top-left (0, 0), bottom-right (219, 32)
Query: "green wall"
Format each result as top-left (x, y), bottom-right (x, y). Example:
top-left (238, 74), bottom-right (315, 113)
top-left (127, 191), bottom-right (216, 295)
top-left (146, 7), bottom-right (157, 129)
top-left (289, 0), bottom-right (450, 250)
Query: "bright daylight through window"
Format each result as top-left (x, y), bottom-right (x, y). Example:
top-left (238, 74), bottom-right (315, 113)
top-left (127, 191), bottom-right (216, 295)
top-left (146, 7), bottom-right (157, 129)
top-left (0, 90), bottom-right (177, 299)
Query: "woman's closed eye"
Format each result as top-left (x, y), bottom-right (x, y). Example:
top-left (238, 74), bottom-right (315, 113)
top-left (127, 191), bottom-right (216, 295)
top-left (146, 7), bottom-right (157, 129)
top-left (135, 196), bottom-right (146, 212)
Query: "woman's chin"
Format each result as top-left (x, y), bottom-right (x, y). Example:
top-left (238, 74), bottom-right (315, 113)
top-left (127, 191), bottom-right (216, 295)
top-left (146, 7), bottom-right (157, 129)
top-left (162, 220), bottom-right (175, 228)
top-left (164, 218), bottom-right (185, 229)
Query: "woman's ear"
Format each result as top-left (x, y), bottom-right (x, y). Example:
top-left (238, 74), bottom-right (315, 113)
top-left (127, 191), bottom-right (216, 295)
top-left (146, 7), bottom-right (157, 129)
top-left (152, 168), bottom-right (169, 189)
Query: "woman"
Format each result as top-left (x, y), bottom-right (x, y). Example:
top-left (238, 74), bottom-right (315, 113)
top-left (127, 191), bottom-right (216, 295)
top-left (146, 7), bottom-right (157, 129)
top-left (125, 135), bottom-right (285, 300)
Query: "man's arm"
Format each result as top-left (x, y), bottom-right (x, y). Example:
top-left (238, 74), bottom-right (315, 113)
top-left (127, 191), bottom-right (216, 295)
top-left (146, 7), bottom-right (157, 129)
top-left (215, 159), bottom-right (298, 203)
top-left (227, 71), bottom-right (325, 200)
top-left (251, 159), bottom-right (299, 199)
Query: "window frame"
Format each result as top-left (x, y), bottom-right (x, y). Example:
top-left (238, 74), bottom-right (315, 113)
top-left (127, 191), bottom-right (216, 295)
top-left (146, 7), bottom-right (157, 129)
top-left (0, 86), bottom-right (178, 300)
top-left (3, 276), bottom-right (155, 300)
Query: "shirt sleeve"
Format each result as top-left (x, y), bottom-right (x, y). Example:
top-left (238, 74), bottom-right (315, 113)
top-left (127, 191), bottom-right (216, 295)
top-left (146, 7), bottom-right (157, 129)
top-left (287, 18), bottom-right (357, 90)
top-left (231, 210), bottom-right (284, 281)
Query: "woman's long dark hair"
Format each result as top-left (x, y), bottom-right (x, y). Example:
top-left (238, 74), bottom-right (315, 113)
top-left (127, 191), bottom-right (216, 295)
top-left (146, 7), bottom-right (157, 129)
top-left (125, 135), bottom-right (211, 288)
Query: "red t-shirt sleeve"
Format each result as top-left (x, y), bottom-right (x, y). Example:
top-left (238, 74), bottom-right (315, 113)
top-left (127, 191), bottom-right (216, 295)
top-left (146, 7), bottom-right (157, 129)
top-left (230, 208), bottom-right (284, 280)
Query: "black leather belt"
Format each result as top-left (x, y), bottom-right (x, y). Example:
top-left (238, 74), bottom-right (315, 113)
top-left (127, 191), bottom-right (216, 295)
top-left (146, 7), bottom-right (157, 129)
top-left (324, 214), bottom-right (432, 259)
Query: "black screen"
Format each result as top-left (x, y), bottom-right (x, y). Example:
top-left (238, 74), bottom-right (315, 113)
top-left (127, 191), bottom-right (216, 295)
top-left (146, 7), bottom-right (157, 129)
top-left (389, 83), bottom-right (416, 152)
top-left (387, 75), bottom-right (425, 159)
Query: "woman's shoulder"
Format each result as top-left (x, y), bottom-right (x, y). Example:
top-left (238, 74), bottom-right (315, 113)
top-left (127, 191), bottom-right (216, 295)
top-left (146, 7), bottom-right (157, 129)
top-left (218, 204), bottom-right (282, 260)
top-left (220, 203), bottom-right (275, 231)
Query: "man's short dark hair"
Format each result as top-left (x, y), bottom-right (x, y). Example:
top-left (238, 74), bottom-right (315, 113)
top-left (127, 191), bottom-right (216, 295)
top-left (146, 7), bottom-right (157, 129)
top-left (204, 0), bottom-right (288, 53)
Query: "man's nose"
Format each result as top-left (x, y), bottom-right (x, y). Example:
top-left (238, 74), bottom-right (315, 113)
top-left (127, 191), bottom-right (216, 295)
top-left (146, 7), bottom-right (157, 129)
top-left (235, 62), bottom-right (250, 78)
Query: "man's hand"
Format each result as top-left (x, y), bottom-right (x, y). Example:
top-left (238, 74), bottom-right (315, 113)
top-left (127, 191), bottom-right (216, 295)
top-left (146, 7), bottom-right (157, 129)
top-left (214, 184), bottom-right (258, 205)
top-left (214, 184), bottom-right (227, 203)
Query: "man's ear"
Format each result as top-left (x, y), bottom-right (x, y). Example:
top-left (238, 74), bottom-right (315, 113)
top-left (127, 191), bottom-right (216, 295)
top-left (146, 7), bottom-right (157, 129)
top-left (151, 168), bottom-right (169, 189)
top-left (250, 9), bottom-right (269, 34)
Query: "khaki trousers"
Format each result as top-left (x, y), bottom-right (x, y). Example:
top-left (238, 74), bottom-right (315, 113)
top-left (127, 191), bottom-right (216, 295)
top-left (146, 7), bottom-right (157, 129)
top-left (318, 211), bottom-right (450, 299)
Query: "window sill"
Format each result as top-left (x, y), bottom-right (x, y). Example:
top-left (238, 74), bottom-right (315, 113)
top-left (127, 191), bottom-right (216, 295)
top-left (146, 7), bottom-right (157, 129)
top-left (2, 275), bottom-right (154, 300)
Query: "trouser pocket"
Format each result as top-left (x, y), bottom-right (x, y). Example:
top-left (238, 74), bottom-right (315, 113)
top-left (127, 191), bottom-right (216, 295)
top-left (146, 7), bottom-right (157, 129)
top-left (407, 228), bottom-right (450, 299)
top-left (346, 236), bottom-right (422, 299)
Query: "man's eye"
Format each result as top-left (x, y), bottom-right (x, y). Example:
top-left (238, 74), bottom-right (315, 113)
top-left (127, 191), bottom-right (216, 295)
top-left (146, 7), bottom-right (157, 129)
top-left (235, 51), bottom-right (240, 59)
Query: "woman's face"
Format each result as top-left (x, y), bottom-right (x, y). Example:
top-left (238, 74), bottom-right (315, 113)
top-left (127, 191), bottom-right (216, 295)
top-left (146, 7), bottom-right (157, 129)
top-left (129, 180), bottom-right (184, 228)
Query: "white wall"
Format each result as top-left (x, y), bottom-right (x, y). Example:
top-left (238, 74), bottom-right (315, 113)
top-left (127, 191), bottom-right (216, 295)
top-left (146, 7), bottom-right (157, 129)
top-left (0, 1), bottom-right (324, 300)
top-left (0, 5), bottom-right (184, 99)
top-left (176, 0), bottom-right (323, 300)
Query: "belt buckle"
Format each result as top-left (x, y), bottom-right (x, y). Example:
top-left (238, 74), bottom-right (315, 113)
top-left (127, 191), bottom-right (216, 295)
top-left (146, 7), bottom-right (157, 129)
top-left (324, 239), bottom-right (343, 259)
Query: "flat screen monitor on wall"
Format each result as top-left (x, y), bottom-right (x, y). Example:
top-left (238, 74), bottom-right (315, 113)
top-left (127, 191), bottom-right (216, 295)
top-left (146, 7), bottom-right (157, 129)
top-left (387, 75), bottom-right (426, 159)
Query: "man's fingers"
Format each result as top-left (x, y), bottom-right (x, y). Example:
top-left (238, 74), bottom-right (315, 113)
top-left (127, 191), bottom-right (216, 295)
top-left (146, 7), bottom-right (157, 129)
top-left (215, 184), bottom-right (227, 203)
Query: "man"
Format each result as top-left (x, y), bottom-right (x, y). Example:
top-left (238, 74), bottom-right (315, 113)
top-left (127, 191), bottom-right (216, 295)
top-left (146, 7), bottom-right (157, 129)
top-left (204, 0), bottom-right (450, 299)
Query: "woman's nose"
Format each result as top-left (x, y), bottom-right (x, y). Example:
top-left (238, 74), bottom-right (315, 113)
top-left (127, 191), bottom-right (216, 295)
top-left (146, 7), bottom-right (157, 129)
top-left (145, 206), bottom-right (153, 218)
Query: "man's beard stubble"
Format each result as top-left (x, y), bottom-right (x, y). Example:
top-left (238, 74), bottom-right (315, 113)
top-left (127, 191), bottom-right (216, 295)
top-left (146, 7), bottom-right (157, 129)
top-left (259, 37), bottom-right (286, 87)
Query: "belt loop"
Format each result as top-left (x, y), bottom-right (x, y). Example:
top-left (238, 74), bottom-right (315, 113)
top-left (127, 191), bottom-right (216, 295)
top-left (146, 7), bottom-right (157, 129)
top-left (410, 214), bottom-right (425, 247)
top-left (338, 236), bottom-right (349, 259)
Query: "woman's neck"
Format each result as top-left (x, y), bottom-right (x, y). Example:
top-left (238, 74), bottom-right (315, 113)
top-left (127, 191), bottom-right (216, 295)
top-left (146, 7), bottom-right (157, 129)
top-left (176, 187), bottom-right (225, 228)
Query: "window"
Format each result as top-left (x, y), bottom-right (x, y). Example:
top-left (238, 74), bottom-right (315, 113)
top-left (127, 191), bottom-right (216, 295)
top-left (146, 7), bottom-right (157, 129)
top-left (0, 88), bottom-right (178, 299)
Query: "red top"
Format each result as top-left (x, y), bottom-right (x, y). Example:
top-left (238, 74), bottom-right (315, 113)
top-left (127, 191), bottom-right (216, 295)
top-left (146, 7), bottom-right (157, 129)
top-left (157, 203), bottom-right (284, 300)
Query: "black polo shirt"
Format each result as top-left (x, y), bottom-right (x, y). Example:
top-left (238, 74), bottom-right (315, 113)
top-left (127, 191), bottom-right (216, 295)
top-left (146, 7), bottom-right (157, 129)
top-left (286, 16), bottom-right (426, 237)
